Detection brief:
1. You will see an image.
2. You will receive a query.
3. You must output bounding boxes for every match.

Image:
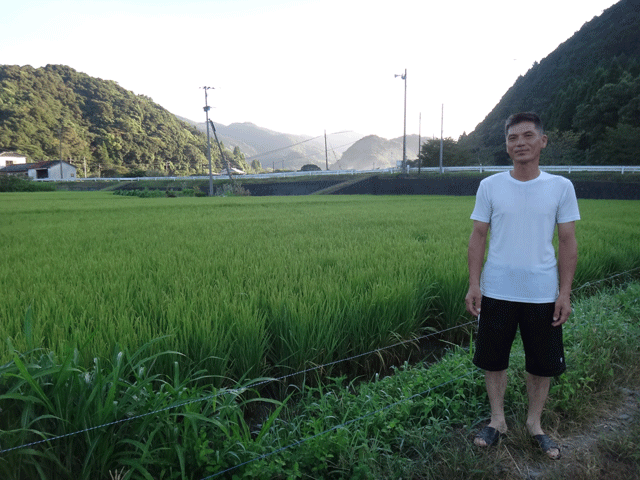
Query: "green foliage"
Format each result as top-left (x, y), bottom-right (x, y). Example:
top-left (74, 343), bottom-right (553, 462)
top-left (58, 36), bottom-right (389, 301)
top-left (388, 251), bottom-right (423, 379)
top-left (250, 159), bottom-right (263, 172)
top-left (0, 175), bottom-right (56, 192)
top-left (464, 0), bottom-right (640, 166)
top-left (299, 164), bottom-right (322, 172)
top-left (0, 337), bottom-right (282, 480)
top-left (111, 187), bottom-right (201, 198)
top-left (0, 257), bottom-right (638, 479)
top-left (413, 137), bottom-right (471, 168)
top-left (0, 65), bottom-right (250, 176)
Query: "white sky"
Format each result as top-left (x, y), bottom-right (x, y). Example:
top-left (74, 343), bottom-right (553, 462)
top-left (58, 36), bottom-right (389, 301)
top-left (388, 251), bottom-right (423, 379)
top-left (2, 0), bottom-right (620, 141)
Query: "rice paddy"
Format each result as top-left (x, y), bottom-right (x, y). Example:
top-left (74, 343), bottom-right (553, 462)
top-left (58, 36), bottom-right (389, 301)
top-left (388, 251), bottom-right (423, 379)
top-left (1, 191), bottom-right (639, 384)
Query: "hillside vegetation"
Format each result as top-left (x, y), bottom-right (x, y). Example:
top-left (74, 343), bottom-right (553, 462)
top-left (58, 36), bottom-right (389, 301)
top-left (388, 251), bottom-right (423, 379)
top-left (0, 64), bottom-right (249, 177)
top-left (462, 0), bottom-right (640, 166)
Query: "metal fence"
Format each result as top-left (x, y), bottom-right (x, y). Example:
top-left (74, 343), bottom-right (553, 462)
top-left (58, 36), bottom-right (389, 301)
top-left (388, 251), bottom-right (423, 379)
top-left (38, 165), bottom-right (640, 182)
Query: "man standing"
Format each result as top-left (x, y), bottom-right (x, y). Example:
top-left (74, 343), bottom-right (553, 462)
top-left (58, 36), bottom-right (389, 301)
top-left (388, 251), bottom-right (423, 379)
top-left (465, 112), bottom-right (580, 459)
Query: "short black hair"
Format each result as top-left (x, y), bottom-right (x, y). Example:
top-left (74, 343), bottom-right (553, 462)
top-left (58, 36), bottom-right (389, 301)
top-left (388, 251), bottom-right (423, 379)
top-left (505, 112), bottom-right (544, 137)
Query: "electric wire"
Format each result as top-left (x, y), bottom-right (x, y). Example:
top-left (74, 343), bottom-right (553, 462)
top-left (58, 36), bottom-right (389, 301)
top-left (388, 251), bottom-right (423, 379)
top-left (244, 131), bottom-right (353, 161)
top-left (1, 268), bottom-right (638, 465)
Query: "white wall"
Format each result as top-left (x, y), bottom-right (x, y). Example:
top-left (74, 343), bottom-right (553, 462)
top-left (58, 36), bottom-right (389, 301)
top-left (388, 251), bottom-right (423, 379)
top-left (0, 155), bottom-right (27, 168)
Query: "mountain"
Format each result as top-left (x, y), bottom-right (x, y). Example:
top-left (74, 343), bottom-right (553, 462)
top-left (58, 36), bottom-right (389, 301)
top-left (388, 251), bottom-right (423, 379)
top-left (179, 118), bottom-right (365, 171)
top-left (0, 65), bottom-right (248, 176)
top-left (466, 0), bottom-right (640, 165)
top-left (331, 134), bottom-right (422, 170)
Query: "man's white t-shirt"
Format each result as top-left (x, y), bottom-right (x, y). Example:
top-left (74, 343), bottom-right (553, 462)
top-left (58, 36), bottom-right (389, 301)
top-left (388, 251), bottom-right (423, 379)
top-left (470, 171), bottom-right (581, 303)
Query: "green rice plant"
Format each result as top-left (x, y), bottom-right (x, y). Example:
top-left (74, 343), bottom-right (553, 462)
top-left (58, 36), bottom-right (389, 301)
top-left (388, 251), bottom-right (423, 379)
top-left (0, 192), bottom-right (638, 393)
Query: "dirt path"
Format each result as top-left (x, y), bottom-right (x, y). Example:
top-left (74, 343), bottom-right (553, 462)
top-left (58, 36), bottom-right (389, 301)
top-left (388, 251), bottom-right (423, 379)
top-left (511, 388), bottom-right (640, 479)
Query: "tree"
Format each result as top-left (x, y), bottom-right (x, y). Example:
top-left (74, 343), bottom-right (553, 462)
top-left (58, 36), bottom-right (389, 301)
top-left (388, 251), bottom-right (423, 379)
top-left (543, 130), bottom-right (583, 165)
top-left (251, 159), bottom-right (263, 172)
top-left (299, 164), bottom-right (321, 172)
top-left (587, 124), bottom-right (640, 165)
top-left (414, 137), bottom-right (471, 168)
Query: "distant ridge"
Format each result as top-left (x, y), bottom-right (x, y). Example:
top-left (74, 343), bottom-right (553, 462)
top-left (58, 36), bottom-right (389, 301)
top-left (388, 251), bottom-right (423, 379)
top-left (333, 134), bottom-right (422, 170)
top-left (178, 117), bottom-right (365, 171)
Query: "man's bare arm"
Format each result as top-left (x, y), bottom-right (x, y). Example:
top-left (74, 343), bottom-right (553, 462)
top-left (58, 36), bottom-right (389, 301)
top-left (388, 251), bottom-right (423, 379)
top-left (465, 220), bottom-right (489, 317)
top-left (554, 221), bottom-right (578, 326)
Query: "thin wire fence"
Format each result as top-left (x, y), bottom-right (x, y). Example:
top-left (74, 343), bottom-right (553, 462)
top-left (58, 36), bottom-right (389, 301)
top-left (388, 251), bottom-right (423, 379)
top-left (1, 268), bottom-right (638, 476)
top-left (0, 320), bottom-right (475, 456)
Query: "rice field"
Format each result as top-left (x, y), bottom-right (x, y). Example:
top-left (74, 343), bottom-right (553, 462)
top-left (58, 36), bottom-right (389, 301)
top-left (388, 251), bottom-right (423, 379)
top-left (1, 191), bottom-right (639, 384)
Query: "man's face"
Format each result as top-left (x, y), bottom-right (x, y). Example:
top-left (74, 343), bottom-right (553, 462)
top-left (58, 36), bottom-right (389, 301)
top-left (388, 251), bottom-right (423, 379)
top-left (506, 121), bottom-right (548, 164)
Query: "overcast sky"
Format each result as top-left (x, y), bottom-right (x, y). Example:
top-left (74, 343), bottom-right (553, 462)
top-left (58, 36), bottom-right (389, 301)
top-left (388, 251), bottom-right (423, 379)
top-left (3, 0), bottom-right (620, 141)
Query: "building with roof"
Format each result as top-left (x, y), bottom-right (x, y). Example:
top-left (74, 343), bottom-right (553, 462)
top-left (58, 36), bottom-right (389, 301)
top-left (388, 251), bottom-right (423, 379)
top-left (0, 152), bottom-right (28, 168)
top-left (0, 160), bottom-right (77, 180)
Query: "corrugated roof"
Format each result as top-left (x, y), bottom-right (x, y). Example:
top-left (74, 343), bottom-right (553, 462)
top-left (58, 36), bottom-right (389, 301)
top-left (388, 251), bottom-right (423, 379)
top-left (0, 160), bottom-right (72, 172)
top-left (0, 151), bottom-right (27, 158)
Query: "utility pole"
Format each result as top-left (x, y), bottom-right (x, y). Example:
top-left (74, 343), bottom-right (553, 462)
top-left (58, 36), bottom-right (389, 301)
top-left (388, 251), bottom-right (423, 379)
top-left (201, 86), bottom-right (214, 196)
top-left (418, 112), bottom-right (422, 175)
top-left (58, 123), bottom-right (63, 179)
top-left (395, 69), bottom-right (407, 173)
top-left (324, 130), bottom-right (329, 170)
top-left (439, 104), bottom-right (444, 174)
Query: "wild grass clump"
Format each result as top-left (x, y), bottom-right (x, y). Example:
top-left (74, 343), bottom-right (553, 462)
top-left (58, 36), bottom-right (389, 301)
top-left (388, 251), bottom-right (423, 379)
top-left (0, 338), bottom-right (282, 480)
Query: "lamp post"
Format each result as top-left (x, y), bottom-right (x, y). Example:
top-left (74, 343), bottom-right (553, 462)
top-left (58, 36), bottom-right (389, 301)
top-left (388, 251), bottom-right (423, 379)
top-left (395, 69), bottom-right (407, 173)
top-left (439, 104), bottom-right (444, 174)
top-left (201, 86), bottom-right (214, 196)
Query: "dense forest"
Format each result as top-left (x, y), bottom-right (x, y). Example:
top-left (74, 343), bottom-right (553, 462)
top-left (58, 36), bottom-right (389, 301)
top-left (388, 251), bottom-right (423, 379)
top-left (0, 64), bottom-right (249, 177)
top-left (452, 0), bottom-right (640, 167)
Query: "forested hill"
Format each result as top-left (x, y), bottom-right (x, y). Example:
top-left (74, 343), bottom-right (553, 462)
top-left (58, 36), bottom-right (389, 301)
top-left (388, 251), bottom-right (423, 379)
top-left (0, 65), bottom-right (249, 177)
top-left (466, 0), bottom-right (640, 165)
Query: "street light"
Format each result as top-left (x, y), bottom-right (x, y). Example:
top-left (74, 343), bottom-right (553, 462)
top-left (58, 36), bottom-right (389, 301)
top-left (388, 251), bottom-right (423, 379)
top-left (395, 69), bottom-right (407, 173)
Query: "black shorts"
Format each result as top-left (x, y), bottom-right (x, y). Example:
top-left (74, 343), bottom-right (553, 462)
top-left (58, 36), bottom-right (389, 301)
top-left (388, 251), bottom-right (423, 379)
top-left (472, 296), bottom-right (566, 377)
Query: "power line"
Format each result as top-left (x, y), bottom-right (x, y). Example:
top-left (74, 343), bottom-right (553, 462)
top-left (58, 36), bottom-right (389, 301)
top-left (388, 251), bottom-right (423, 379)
top-left (244, 131), bottom-right (354, 162)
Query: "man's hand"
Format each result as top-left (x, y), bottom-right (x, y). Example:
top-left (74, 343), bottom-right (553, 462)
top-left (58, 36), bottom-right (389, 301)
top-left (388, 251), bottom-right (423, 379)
top-left (552, 293), bottom-right (572, 326)
top-left (465, 285), bottom-right (482, 317)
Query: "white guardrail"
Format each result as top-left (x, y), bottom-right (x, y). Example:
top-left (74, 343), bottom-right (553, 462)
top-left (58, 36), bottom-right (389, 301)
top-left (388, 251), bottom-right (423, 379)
top-left (39, 165), bottom-right (640, 182)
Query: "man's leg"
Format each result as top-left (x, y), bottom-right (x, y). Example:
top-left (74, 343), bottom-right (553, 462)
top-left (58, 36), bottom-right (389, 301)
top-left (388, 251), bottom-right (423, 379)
top-left (526, 373), bottom-right (560, 459)
top-left (475, 369), bottom-right (508, 447)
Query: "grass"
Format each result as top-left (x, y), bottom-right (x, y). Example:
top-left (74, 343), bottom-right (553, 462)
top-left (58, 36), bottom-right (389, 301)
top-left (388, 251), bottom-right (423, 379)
top-left (1, 192), bottom-right (639, 387)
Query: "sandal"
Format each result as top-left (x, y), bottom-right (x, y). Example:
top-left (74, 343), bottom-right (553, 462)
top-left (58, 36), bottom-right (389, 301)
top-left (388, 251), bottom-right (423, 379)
top-left (475, 426), bottom-right (501, 447)
top-left (532, 434), bottom-right (561, 459)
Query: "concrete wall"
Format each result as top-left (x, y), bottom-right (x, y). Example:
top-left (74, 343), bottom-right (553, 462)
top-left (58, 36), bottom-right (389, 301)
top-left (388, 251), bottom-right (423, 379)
top-left (331, 176), bottom-right (640, 200)
top-left (28, 162), bottom-right (77, 180)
